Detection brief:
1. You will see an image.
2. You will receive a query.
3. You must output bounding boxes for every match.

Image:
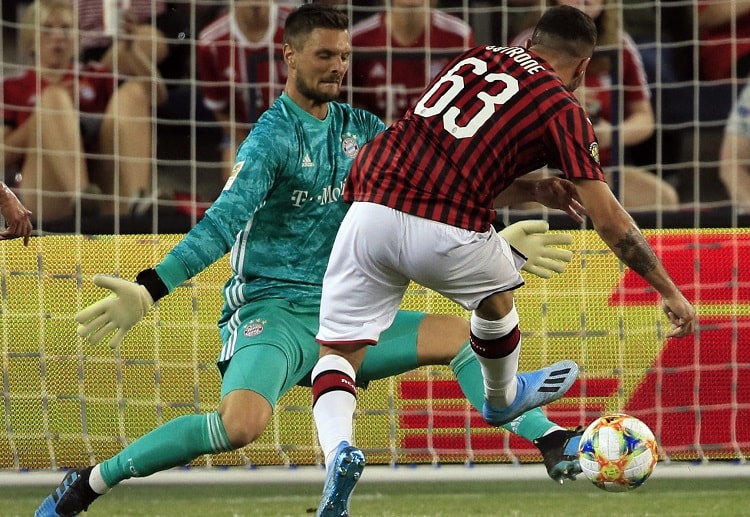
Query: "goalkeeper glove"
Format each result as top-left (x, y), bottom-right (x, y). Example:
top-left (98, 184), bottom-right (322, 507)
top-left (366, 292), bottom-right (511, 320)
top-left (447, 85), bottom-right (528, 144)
top-left (76, 269), bottom-right (167, 348)
top-left (498, 220), bottom-right (574, 279)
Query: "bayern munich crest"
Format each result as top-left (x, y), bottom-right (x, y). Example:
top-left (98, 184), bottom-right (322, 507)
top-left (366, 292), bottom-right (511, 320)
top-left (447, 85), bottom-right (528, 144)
top-left (342, 137), bottom-right (359, 158)
top-left (244, 320), bottom-right (265, 337)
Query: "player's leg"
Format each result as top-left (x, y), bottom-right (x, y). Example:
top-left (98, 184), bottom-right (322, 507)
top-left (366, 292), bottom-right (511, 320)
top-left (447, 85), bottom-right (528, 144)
top-left (412, 315), bottom-right (574, 440)
top-left (400, 219), bottom-right (578, 427)
top-left (217, 300), bottom-right (321, 450)
top-left (314, 202), bottom-right (410, 464)
top-left (34, 346), bottom-right (278, 517)
top-left (314, 203), bottom-right (410, 517)
top-left (35, 301), bottom-right (314, 517)
top-left (450, 342), bottom-right (582, 482)
top-left (35, 394), bottom-right (241, 517)
top-left (312, 342), bottom-right (367, 517)
top-left (470, 290), bottom-right (578, 426)
top-left (361, 311), bottom-right (581, 482)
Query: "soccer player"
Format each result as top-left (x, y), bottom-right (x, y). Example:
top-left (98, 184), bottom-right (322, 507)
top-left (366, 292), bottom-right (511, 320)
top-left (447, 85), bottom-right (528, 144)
top-left (35, 5), bottom-right (584, 517)
top-left (311, 4), bottom-right (696, 514)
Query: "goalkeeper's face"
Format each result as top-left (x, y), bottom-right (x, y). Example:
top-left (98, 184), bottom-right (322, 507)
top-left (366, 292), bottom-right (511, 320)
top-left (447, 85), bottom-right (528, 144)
top-left (289, 28), bottom-right (351, 104)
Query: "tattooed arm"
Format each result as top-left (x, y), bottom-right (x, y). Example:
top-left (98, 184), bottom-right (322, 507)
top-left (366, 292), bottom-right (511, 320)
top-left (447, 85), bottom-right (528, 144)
top-left (574, 179), bottom-right (696, 338)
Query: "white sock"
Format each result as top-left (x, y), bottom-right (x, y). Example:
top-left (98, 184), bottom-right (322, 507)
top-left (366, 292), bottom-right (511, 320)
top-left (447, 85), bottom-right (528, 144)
top-left (312, 355), bottom-right (357, 468)
top-left (481, 345), bottom-right (520, 408)
top-left (88, 464), bottom-right (110, 495)
top-left (471, 309), bottom-right (521, 408)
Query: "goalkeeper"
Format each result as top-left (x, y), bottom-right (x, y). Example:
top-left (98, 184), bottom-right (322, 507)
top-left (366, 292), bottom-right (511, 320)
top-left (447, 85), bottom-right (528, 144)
top-left (36, 5), bottom-right (583, 517)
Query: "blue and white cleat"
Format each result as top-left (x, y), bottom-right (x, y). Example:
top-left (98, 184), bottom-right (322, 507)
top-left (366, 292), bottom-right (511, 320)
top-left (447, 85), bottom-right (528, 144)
top-left (483, 360), bottom-right (579, 427)
top-left (534, 426), bottom-right (584, 484)
top-left (317, 441), bottom-right (366, 517)
top-left (35, 466), bottom-right (99, 517)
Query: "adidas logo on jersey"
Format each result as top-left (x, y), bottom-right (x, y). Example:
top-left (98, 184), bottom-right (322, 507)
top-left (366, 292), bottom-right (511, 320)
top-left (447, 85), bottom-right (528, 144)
top-left (302, 154), bottom-right (314, 168)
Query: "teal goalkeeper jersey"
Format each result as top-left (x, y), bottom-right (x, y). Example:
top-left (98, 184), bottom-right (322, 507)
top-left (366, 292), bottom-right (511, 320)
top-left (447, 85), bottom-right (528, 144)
top-left (155, 93), bottom-right (386, 323)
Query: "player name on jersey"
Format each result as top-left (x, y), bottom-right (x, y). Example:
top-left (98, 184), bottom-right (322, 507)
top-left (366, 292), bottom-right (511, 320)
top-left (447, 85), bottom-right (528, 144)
top-left (486, 46), bottom-right (547, 74)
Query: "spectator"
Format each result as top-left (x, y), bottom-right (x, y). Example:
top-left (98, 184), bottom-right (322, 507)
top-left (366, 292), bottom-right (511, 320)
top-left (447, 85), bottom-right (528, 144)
top-left (511, 0), bottom-right (679, 209)
top-left (349, 0), bottom-right (475, 123)
top-left (697, 0), bottom-right (750, 82)
top-left (74, 0), bottom-right (191, 91)
top-left (2, 0), bottom-right (165, 224)
top-left (197, 0), bottom-right (291, 179)
top-left (719, 81), bottom-right (750, 212)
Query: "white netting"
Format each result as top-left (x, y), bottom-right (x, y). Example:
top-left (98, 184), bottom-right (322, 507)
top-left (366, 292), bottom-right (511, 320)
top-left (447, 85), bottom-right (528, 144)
top-left (0, 0), bottom-right (748, 470)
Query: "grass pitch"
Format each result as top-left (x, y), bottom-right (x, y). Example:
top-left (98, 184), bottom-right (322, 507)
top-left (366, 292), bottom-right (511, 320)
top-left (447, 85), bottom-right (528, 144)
top-left (5, 477), bottom-right (750, 517)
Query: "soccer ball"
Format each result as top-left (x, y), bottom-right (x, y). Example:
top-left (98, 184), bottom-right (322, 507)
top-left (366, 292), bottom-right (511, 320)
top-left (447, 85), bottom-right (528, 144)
top-left (578, 413), bottom-right (659, 492)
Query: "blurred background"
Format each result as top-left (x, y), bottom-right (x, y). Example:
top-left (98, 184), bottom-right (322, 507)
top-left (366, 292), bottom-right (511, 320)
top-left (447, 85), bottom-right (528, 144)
top-left (2, 0), bottom-right (748, 234)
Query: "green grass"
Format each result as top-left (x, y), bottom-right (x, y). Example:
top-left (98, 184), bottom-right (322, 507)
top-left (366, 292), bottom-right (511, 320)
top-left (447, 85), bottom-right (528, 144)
top-left (6, 478), bottom-right (750, 517)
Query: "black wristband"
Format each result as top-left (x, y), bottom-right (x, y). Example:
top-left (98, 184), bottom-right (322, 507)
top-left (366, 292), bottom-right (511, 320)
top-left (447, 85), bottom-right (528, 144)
top-left (135, 268), bottom-right (169, 302)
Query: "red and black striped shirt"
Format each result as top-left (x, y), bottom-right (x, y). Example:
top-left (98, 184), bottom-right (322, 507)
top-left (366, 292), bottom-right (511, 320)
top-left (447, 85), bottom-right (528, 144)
top-left (345, 45), bottom-right (605, 232)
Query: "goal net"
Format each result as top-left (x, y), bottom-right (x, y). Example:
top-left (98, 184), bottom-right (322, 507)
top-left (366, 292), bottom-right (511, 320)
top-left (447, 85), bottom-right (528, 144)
top-left (1, 0), bottom-right (748, 470)
top-left (1, 229), bottom-right (747, 470)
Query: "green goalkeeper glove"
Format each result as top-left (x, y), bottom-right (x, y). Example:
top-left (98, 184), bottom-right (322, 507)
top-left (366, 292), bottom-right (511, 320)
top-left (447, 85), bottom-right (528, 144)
top-left (76, 274), bottom-right (155, 348)
top-left (499, 220), bottom-right (574, 279)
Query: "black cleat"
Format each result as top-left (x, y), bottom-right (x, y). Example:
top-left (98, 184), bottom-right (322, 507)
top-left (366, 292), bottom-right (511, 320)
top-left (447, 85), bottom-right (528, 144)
top-left (35, 466), bottom-right (100, 517)
top-left (534, 427), bottom-right (584, 484)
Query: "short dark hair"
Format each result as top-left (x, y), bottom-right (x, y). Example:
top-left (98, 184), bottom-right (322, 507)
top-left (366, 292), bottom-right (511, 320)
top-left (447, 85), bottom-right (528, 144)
top-left (530, 5), bottom-right (597, 59)
top-left (284, 3), bottom-right (350, 48)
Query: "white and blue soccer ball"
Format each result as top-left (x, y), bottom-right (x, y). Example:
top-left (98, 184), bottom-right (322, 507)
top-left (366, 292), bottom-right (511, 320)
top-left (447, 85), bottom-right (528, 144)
top-left (578, 413), bottom-right (659, 492)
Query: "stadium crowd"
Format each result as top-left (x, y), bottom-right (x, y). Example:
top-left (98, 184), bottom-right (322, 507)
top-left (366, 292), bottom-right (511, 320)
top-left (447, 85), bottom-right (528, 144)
top-left (1, 0), bottom-right (749, 233)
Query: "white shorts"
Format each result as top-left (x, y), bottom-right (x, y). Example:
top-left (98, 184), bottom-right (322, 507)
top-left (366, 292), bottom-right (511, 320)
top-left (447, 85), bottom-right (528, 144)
top-left (317, 202), bottom-right (526, 345)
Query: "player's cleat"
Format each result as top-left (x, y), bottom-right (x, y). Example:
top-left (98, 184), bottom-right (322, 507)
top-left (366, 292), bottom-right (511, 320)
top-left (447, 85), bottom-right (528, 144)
top-left (316, 441), bottom-right (366, 517)
top-left (35, 466), bottom-right (100, 517)
top-left (534, 426), bottom-right (584, 484)
top-left (482, 360), bottom-right (579, 427)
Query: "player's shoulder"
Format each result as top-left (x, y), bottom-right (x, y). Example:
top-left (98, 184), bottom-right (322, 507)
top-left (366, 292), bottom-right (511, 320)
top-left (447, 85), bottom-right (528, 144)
top-left (236, 105), bottom-right (294, 166)
top-left (1, 67), bottom-right (32, 87)
top-left (482, 45), bottom-right (561, 81)
top-left (198, 13), bottom-right (231, 43)
top-left (539, 89), bottom-right (590, 129)
top-left (248, 96), bottom-right (315, 152)
top-left (328, 100), bottom-right (387, 136)
top-left (333, 100), bottom-right (380, 121)
top-left (351, 13), bottom-right (384, 41)
top-left (431, 10), bottom-right (474, 39)
top-left (254, 97), bottom-right (297, 133)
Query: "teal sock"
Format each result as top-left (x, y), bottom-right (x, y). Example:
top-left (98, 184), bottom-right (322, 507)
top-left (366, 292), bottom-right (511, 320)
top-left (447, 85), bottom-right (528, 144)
top-left (503, 406), bottom-right (559, 442)
top-left (450, 342), bottom-right (558, 442)
top-left (100, 412), bottom-right (233, 487)
top-left (358, 327), bottom-right (420, 383)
